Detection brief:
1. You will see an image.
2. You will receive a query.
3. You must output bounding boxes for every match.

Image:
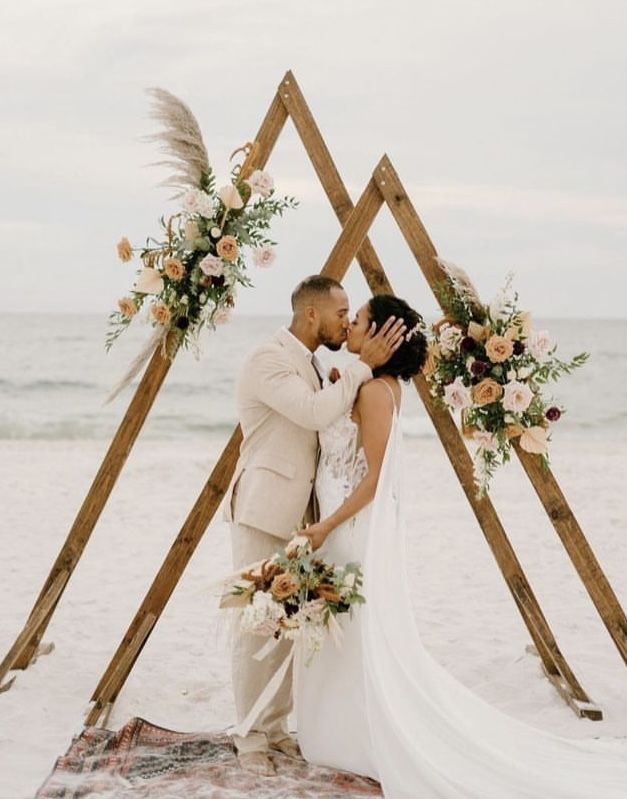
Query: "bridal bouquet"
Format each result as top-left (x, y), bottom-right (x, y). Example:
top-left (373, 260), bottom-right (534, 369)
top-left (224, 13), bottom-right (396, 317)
top-left (224, 536), bottom-right (365, 664)
top-left (425, 262), bottom-right (588, 495)
top-left (107, 89), bottom-right (297, 357)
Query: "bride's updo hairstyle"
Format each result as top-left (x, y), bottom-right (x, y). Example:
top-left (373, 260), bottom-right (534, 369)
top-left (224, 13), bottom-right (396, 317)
top-left (368, 295), bottom-right (428, 381)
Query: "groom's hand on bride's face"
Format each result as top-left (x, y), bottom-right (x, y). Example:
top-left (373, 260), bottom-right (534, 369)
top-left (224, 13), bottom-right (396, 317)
top-left (359, 316), bottom-right (407, 370)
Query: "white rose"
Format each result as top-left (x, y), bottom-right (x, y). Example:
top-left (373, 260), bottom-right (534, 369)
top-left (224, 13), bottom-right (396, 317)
top-left (443, 377), bottom-right (473, 411)
top-left (517, 365), bottom-right (534, 380)
top-left (199, 254), bottom-right (224, 277)
top-left (502, 380), bottom-right (534, 413)
top-left (246, 169), bottom-right (275, 197)
top-left (210, 227), bottom-right (222, 238)
top-left (506, 369), bottom-right (517, 380)
top-left (182, 188), bottom-right (213, 218)
top-left (528, 330), bottom-right (553, 362)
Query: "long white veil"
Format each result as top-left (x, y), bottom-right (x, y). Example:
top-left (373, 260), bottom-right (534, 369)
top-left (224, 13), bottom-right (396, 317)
top-left (361, 412), bottom-right (627, 799)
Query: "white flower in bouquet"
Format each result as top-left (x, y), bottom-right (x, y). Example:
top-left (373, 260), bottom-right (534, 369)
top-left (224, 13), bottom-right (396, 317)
top-left (502, 380), bottom-right (534, 413)
top-left (252, 244), bottom-right (276, 268)
top-left (489, 289), bottom-right (513, 322)
top-left (439, 324), bottom-right (463, 355)
top-left (182, 188), bottom-right (213, 218)
top-left (443, 376), bottom-right (473, 411)
top-left (241, 590), bottom-right (285, 636)
top-left (246, 169), bottom-right (275, 197)
top-left (517, 365), bottom-right (534, 380)
top-left (135, 267), bottom-right (164, 295)
top-left (528, 330), bottom-right (553, 361)
top-left (199, 254), bottom-right (224, 277)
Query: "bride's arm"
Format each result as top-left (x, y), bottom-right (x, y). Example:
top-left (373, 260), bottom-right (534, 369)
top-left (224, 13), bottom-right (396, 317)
top-left (304, 380), bottom-right (395, 550)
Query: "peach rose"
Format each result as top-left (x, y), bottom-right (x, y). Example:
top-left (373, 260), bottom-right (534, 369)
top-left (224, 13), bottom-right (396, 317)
top-left (485, 335), bottom-right (514, 363)
top-left (164, 257), bottom-right (185, 282)
top-left (151, 302), bottom-right (171, 326)
top-left (117, 297), bottom-right (137, 317)
top-left (472, 378), bottom-right (503, 406)
top-left (116, 237), bottom-right (133, 262)
top-left (216, 235), bottom-right (239, 262)
top-left (271, 573), bottom-right (299, 601)
top-left (316, 583), bottom-right (342, 603)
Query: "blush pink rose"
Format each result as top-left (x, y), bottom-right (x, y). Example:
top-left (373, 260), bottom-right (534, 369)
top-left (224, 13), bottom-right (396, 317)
top-left (502, 380), bottom-right (534, 413)
top-left (246, 169), bottom-right (274, 197)
top-left (252, 244), bottom-right (276, 268)
top-left (199, 254), bottom-right (224, 277)
top-left (443, 377), bottom-right (473, 411)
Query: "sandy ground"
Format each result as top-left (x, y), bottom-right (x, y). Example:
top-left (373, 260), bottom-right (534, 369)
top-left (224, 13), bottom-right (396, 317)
top-left (1, 432), bottom-right (626, 798)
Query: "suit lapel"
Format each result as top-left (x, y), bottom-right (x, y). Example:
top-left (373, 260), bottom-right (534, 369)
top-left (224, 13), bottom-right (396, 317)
top-left (274, 328), bottom-right (321, 391)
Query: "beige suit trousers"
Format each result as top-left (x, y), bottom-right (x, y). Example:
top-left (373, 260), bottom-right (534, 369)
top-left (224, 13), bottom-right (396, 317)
top-left (230, 522), bottom-right (294, 754)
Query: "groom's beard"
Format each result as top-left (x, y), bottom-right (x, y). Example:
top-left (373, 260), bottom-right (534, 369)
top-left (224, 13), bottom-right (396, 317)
top-left (317, 320), bottom-right (346, 352)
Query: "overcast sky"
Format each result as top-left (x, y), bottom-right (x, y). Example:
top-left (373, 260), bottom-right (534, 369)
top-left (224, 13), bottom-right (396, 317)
top-left (2, 0), bottom-right (626, 319)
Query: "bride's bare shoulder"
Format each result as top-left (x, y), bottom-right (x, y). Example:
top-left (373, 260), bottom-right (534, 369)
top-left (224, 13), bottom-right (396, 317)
top-left (353, 378), bottom-right (399, 422)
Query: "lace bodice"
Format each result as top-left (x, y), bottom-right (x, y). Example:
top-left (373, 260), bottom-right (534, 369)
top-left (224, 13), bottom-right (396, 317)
top-left (316, 410), bottom-right (368, 519)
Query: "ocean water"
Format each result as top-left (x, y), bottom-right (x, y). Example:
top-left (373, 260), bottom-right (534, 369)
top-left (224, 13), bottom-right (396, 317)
top-left (0, 313), bottom-right (625, 443)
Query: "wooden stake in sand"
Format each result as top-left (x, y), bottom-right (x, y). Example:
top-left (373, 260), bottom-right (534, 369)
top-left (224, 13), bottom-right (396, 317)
top-left (1, 72), bottom-right (624, 725)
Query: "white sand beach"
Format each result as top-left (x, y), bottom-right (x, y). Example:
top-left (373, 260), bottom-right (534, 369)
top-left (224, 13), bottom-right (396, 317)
top-left (1, 431), bottom-right (626, 798)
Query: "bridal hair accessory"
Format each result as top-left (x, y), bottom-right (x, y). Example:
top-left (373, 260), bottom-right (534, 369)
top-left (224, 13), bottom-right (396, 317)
top-left (105, 88), bottom-right (298, 403)
top-left (425, 266), bottom-right (588, 496)
top-left (218, 535), bottom-right (365, 737)
top-left (404, 321), bottom-right (424, 342)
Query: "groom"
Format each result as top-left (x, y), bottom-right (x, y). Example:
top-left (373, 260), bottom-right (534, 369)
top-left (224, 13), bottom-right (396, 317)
top-left (224, 274), bottom-right (406, 774)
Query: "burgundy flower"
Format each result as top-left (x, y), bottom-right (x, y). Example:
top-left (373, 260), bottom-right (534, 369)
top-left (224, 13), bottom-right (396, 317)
top-left (545, 406), bottom-right (562, 422)
top-left (460, 336), bottom-right (476, 354)
top-left (471, 360), bottom-right (489, 377)
top-left (176, 316), bottom-right (190, 330)
top-left (512, 340), bottom-right (525, 355)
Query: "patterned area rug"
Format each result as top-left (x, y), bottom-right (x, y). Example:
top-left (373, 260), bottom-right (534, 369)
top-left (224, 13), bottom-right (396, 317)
top-left (36, 717), bottom-right (383, 798)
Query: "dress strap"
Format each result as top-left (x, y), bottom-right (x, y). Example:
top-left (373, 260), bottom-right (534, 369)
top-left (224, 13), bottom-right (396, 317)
top-left (372, 378), bottom-right (399, 413)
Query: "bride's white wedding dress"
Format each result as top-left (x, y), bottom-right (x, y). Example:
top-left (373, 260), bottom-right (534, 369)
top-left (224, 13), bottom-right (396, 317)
top-left (295, 386), bottom-right (626, 798)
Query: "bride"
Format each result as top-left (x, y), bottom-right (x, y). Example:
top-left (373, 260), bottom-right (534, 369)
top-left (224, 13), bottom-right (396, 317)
top-left (296, 294), bottom-right (626, 799)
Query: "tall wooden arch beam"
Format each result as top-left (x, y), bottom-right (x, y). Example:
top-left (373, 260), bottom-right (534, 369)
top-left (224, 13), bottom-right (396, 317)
top-left (86, 74), bottom-right (624, 724)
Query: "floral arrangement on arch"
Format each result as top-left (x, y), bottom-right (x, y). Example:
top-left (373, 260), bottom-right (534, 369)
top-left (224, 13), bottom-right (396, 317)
top-left (107, 88), bottom-right (297, 357)
top-left (424, 261), bottom-right (588, 495)
top-left (222, 536), bottom-right (365, 665)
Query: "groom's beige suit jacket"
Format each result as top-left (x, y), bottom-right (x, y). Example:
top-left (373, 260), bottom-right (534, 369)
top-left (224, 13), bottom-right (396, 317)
top-left (224, 327), bottom-right (372, 539)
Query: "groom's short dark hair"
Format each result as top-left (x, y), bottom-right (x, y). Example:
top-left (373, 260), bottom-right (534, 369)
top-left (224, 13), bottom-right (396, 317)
top-left (291, 275), bottom-right (343, 310)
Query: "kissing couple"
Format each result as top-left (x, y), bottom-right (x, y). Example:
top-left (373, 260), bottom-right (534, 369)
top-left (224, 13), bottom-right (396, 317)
top-left (224, 275), bottom-right (626, 798)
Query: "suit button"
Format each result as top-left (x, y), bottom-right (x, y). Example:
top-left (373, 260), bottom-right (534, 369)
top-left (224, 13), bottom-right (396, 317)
top-left (310, 478), bottom-right (314, 484)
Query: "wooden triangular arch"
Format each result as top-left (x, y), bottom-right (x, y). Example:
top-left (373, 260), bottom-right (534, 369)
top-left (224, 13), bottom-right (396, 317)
top-left (2, 72), bottom-right (624, 729)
